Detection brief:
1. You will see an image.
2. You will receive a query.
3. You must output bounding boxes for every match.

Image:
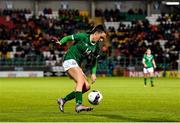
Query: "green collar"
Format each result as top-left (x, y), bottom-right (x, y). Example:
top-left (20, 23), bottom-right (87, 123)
top-left (90, 40), bottom-right (96, 45)
top-left (89, 35), bottom-right (96, 45)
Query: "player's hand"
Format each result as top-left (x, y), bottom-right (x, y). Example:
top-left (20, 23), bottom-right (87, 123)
top-left (51, 36), bottom-right (61, 45)
top-left (154, 65), bottom-right (157, 69)
top-left (51, 36), bottom-right (58, 42)
top-left (144, 65), bottom-right (147, 68)
top-left (91, 74), bottom-right (97, 84)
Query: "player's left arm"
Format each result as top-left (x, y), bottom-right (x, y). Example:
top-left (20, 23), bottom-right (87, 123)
top-left (52, 33), bottom-right (86, 45)
top-left (91, 43), bottom-right (101, 83)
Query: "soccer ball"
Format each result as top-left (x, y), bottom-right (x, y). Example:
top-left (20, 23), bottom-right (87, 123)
top-left (88, 90), bottom-right (103, 105)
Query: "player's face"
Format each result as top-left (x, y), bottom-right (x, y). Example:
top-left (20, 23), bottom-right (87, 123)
top-left (147, 49), bottom-right (151, 55)
top-left (93, 32), bottom-right (106, 42)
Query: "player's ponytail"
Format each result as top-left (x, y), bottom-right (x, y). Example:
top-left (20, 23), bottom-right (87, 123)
top-left (88, 24), bottom-right (106, 34)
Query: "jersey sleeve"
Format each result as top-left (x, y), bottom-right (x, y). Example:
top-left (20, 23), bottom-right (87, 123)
top-left (59, 33), bottom-right (87, 45)
top-left (59, 35), bottom-right (73, 45)
top-left (92, 58), bottom-right (98, 74)
top-left (142, 55), bottom-right (145, 61)
top-left (72, 33), bottom-right (87, 42)
top-left (152, 55), bottom-right (154, 59)
top-left (91, 43), bottom-right (100, 74)
top-left (143, 55), bottom-right (146, 59)
top-left (142, 55), bottom-right (146, 64)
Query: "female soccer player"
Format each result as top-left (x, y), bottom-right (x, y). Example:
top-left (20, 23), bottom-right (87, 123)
top-left (52, 25), bottom-right (106, 113)
top-left (142, 49), bottom-right (157, 87)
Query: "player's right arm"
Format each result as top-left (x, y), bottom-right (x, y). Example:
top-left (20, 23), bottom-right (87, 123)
top-left (142, 56), bottom-right (147, 68)
top-left (54, 33), bottom-right (86, 45)
top-left (51, 35), bottom-right (72, 45)
top-left (57, 35), bottom-right (74, 45)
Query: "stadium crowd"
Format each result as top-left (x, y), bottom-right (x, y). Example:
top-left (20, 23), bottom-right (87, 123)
top-left (95, 8), bottom-right (145, 21)
top-left (0, 8), bottom-right (179, 70)
top-left (108, 13), bottom-right (179, 69)
top-left (0, 9), bottom-right (90, 66)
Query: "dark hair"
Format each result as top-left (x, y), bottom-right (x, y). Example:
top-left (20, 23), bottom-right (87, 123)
top-left (88, 24), bottom-right (106, 34)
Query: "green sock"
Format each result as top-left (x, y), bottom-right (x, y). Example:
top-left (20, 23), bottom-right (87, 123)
top-left (64, 91), bottom-right (75, 102)
top-left (75, 91), bottom-right (82, 105)
top-left (150, 77), bottom-right (154, 85)
top-left (144, 78), bottom-right (147, 85)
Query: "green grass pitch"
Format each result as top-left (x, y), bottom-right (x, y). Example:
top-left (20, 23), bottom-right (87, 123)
top-left (0, 77), bottom-right (180, 122)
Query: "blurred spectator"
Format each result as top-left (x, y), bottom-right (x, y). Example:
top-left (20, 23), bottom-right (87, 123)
top-left (0, 8), bottom-right (91, 65)
top-left (95, 8), bottom-right (144, 22)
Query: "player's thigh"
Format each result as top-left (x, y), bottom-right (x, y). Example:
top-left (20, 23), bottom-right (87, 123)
top-left (143, 68), bottom-right (148, 76)
top-left (67, 67), bottom-right (85, 84)
top-left (148, 68), bottom-right (154, 76)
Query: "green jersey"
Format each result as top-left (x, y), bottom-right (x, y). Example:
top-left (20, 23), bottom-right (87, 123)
top-left (59, 33), bottom-right (100, 73)
top-left (143, 54), bottom-right (154, 68)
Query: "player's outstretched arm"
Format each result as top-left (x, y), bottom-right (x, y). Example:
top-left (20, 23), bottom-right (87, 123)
top-left (51, 35), bottom-right (73, 45)
top-left (51, 36), bottom-right (61, 45)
